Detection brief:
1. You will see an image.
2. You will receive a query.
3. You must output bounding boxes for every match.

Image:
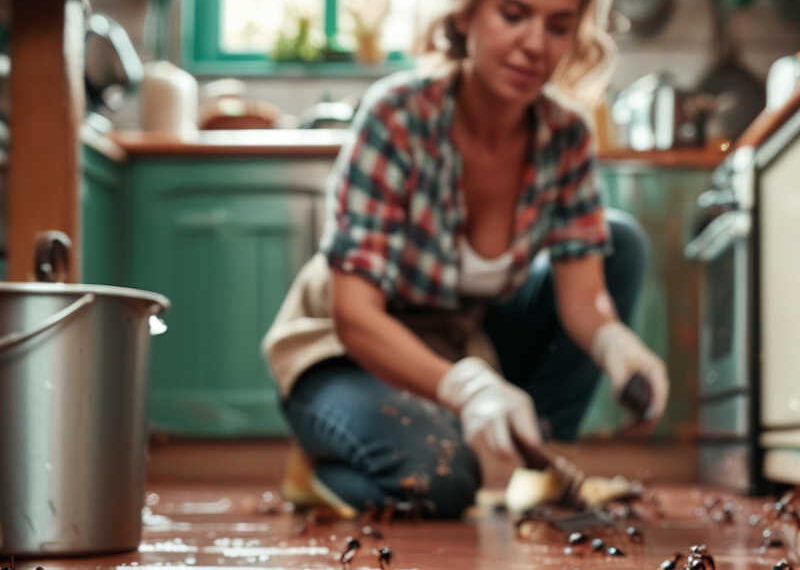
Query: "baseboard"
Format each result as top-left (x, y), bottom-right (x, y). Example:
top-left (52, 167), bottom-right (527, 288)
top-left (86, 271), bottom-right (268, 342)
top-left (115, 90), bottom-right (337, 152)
top-left (147, 437), bottom-right (293, 485)
top-left (147, 436), bottom-right (698, 489)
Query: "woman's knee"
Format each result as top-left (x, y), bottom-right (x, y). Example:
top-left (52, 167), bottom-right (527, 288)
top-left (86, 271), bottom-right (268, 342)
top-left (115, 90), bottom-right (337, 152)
top-left (285, 359), bottom-right (482, 518)
top-left (377, 412), bottom-right (481, 518)
top-left (282, 358), bottom-right (409, 461)
top-left (423, 439), bottom-right (482, 518)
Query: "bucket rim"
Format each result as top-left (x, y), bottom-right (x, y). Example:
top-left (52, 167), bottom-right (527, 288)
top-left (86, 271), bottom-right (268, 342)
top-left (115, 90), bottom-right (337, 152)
top-left (0, 282), bottom-right (171, 312)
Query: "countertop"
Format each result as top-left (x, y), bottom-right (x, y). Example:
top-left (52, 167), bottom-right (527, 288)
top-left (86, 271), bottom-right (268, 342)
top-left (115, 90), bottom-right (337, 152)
top-left (81, 124), bottom-right (126, 162)
top-left (111, 130), bottom-right (351, 158)
top-left (737, 87), bottom-right (800, 150)
top-left (596, 147), bottom-right (728, 168)
top-left (111, 129), bottom-right (729, 167)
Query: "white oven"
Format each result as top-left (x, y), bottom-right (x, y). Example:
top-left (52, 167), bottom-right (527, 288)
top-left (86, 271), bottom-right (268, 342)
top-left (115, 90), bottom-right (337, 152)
top-left (686, 149), bottom-right (759, 492)
top-left (757, 108), bottom-right (800, 484)
top-left (686, 102), bottom-right (800, 492)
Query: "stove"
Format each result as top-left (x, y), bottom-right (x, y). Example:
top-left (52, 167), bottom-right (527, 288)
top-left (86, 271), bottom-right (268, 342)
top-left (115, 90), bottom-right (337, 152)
top-left (686, 96), bottom-right (800, 492)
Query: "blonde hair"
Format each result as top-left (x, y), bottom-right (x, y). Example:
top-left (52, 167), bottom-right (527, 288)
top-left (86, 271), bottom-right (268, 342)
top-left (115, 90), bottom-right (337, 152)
top-left (420, 0), bottom-right (616, 105)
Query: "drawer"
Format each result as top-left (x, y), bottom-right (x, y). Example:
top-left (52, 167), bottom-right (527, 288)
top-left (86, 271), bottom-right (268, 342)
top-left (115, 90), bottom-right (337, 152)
top-left (699, 395), bottom-right (751, 437)
top-left (760, 429), bottom-right (800, 448)
top-left (763, 449), bottom-right (800, 485)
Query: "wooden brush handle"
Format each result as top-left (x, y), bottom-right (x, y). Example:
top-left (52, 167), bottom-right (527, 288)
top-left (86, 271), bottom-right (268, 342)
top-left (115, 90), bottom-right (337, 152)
top-left (619, 373), bottom-right (653, 422)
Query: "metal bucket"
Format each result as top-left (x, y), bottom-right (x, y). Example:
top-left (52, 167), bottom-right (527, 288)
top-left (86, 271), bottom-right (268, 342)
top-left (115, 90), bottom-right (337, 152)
top-left (0, 282), bottom-right (170, 557)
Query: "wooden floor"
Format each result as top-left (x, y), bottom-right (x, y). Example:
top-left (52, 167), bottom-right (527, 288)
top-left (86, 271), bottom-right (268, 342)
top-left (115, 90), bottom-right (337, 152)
top-left (12, 483), bottom-right (800, 569)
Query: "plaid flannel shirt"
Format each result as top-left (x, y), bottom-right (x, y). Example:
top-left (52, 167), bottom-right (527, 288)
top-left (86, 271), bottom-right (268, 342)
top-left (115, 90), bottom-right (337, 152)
top-left (320, 69), bottom-right (611, 310)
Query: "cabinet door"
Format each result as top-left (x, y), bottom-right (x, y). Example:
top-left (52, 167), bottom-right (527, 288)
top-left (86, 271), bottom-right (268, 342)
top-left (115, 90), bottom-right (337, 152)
top-left (81, 144), bottom-right (124, 285)
top-left (127, 158), bottom-right (327, 436)
top-left (760, 141), bottom-right (800, 428)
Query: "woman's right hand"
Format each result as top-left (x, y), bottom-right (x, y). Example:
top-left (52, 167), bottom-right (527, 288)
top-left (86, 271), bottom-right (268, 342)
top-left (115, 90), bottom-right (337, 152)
top-left (590, 321), bottom-right (669, 425)
top-left (437, 357), bottom-right (543, 461)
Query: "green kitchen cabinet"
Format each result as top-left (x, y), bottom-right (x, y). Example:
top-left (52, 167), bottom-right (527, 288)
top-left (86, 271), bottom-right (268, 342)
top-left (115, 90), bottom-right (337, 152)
top-left (81, 143), bottom-right (125, 285)
top-left (124, 156), bottom-right (330, 437)
top-left (100, 140), bottom-right (716, 440)
top-left (578, 162), bottom-right (715, 438)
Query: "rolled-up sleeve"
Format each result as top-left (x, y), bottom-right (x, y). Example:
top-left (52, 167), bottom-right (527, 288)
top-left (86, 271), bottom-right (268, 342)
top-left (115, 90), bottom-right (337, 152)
top-left (320, 85), bottom-right (413, 297)
top-left (544, 117), bottom-right (612, 261)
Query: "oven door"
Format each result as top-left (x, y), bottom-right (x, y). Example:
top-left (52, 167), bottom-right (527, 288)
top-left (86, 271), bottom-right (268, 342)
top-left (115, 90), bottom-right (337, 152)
top-left (686, 210), bottom-right (753, 406)
top-left (686, 209), bottom-right (756, 492)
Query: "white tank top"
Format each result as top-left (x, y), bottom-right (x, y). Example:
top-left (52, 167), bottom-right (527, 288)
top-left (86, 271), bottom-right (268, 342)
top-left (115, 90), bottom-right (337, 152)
top-left (458, 237), bottom-right (513, 297)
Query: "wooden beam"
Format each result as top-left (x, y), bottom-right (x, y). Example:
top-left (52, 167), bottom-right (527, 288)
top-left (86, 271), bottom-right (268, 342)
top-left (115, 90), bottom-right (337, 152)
top-left (8, 0), bottom-right (85, 282)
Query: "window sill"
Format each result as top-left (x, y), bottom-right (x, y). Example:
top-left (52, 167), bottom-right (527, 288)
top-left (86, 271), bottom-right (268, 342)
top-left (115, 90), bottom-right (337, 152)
top-left (185, 58), bottom-right (416, 79)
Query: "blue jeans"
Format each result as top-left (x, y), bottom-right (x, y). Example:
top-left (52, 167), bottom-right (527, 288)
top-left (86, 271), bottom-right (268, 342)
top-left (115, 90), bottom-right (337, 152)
top-left (282, 210), bottom-right (647, 518)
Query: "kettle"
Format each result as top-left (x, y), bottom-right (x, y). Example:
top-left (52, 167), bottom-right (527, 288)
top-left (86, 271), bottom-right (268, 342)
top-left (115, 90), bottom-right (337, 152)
top-left (766, 53), bottom-right (800, 110)
top-left (139, 61), bottom-right (199, 137)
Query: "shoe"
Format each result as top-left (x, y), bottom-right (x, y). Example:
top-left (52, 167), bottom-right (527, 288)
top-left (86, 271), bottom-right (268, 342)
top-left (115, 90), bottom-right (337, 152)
top-left (280, 444), bottom-right (357, 520)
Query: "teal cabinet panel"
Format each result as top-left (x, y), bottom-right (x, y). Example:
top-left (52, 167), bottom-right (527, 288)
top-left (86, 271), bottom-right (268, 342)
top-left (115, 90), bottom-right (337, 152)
top-left (81, 144), bottom-right (124, 285)
top-left (579, 165), bottom-right (713, 438)
top-left (125, 157), bottom-right (329, 437)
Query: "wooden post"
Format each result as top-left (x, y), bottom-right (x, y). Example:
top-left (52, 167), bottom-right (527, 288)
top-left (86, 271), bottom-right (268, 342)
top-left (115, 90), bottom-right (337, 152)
top-left (8, 0), bottom-right (85, 282)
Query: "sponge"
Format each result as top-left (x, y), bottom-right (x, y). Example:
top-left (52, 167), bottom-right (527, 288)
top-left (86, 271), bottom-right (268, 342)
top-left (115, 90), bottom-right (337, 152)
top-left (505, 468), bottom-right (641, 512)
top-left (505, 467), bottom-right (567, 513)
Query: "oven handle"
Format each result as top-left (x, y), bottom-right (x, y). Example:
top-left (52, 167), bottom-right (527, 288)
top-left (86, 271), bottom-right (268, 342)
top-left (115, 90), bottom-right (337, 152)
top-left (684, 211), bottom-right (751, 261)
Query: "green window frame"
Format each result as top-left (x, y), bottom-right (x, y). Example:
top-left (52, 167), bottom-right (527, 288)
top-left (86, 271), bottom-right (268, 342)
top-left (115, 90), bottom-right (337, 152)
top-left (181, 0), bottom-right (413, 77)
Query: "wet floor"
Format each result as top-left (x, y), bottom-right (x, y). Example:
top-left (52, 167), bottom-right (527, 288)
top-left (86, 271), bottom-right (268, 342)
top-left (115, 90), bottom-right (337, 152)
top-left (8, 484), bottom-right (800, 569)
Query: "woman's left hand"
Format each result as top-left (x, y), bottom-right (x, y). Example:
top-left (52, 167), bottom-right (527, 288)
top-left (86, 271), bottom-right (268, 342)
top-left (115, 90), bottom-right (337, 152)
top-left (590, 321), bottom-right (670, 424)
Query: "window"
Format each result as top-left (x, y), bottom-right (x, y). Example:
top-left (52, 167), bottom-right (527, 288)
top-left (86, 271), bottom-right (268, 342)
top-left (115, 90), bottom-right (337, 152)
top-left (220, 0), bottom-right (295, 53)
top-left (182, 0), bottom-right (430, 76)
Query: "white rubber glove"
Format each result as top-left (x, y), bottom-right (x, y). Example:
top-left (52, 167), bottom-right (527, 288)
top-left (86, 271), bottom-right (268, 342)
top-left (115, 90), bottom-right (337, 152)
top-left (437, 357), bottom-right (542, 459)
top-left (590, 321), bottom-right (669, 423)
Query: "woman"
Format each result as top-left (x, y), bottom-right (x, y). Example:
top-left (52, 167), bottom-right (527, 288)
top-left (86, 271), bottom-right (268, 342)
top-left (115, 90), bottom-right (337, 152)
top-left (263, 0), bottom-right (669, 519)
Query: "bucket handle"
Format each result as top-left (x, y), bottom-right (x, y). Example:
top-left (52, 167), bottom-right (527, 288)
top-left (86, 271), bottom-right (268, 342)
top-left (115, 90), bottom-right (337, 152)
top-left (0, 293), bottom-right (96, 351)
